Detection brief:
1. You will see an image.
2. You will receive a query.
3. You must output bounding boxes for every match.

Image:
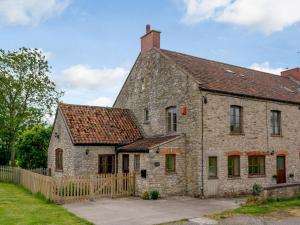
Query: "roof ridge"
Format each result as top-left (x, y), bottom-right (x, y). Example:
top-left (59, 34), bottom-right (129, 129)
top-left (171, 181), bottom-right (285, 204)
top-left (60, 103), bottom-right (130, 111)
top-left (160, 48), bottom-right (287, 80)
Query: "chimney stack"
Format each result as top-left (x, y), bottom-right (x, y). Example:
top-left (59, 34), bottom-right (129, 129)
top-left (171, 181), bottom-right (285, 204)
top-left (281, 68), bottom-right (300, 80)
top-left (141, 25), bottom-right (161, 53)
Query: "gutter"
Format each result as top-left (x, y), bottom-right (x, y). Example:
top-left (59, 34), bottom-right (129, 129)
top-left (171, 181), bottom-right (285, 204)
top-left (199, 87), bottom-right (205, 197)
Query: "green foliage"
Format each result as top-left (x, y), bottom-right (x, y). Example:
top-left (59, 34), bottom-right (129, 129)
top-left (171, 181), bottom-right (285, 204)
top-left (142, 191), bottom-right (150, 200)
top-left (0, 183), bottom-right (92, 225)
top-left (15, 124), bottom-right (52, 169)
top-left (150, 190), bottom-right (159, 200)
top-left (252, 183), bottom-right (263, 196)
top-left (0, 47), bottom-right (63, 165)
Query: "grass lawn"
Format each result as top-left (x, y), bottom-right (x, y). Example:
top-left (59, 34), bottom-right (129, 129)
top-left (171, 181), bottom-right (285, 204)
top-left (209, 196), bottom-right (300, 220)
top-left (0, 182), bottom-right (93, 225)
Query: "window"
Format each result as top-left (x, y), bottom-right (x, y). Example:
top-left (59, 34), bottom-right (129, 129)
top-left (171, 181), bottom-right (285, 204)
top-left (248, 156), bottom-right (265, 176)
top-left (228, 156), bottom-right (240, 177)
top-left (144, 108), bottom-right (149, 122)
top-left (230, 106), bottom-right (243, 133)
top-left (55, 148), bottom-right (63, 171)
top-left (208, 157), bottom-right (217, 178)
top-left (166, 107), bottom-right (177, 132)
top-left (134, 154), bottom-right (140, 172)
top-left (98, 155), bottom-right (115, 174)
top-left (271, 110), bottom-right (281, 135)
top-left (165, 154), bottom-right (176, 173)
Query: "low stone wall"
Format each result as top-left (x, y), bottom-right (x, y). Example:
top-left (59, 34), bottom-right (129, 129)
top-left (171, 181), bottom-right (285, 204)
top-left (261, 183), bottom-right (300, 199)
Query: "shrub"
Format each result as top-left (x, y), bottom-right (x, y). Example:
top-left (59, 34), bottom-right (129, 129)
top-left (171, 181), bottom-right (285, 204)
top-left (150, 190), bottom-right (159, 200)
top-left (142, 191), bottom-right (150, 200)
top-left (245, 195), bottom-right (259, 205)
top-left (252, 183), bottom-right (263, 196)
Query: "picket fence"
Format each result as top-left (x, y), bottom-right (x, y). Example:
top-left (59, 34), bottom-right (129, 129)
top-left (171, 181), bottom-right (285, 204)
top-left (0, 166), bottom-right (135, 204)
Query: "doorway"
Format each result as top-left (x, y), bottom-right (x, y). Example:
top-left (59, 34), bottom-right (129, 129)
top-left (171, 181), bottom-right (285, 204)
top-left (276, 155), bottom-right (286, 184)
top-left (122, 154), bottom-right (129, 173)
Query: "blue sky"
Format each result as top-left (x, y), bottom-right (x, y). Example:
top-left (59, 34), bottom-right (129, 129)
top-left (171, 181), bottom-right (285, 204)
top-left (1, 0), bottom-right (300, 107)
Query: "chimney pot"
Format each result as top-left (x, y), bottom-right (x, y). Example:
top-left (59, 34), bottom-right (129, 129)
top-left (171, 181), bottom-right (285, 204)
top-left (281, 68), bottom-right (300, 80)
top-left (140, 25), bottom-right (161, 53)
top-left (146, 24), bottom-right (151, 33)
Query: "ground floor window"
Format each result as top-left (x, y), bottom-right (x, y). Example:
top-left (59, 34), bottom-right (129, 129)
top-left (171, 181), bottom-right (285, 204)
top-left (208, 156), bottom-right (217, 178)
top-left (248, 156), bottom-right (265, 176)
top-left (165, 154), bottom-right (176, 173)
top-left (98, 155), bottom-right (115, 174)
top-left (55, 148), bottom-right (63, 171)
top-left (134, 154), bottom-right (140, 172)
top-left (122, 154), bottom-right (129, 173)
top-left (228, 155), bottom-right (240, 177)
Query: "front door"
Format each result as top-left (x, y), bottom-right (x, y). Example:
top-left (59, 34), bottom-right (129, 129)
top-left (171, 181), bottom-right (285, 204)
top-left (277, 156), bottom-right (286, 184)
top-left (98, 155), bottom-right (115, 174)
top-left (122, 154), bottom-right (129, 173)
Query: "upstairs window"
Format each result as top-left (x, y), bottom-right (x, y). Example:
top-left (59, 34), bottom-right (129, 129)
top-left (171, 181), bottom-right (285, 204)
top-left (270, 110), bottom-right (281, 135)
top-left (166, 106), bottom-right (177, 133)
top-left (144, 108), bottom-right (149, 122)
top-left (230, 105), bottom-right (243, 134)
top-left (55, 148), bottom-right (63, 171)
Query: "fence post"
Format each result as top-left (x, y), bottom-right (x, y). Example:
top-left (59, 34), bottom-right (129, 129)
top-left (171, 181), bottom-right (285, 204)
top-left (89, 175), bottom-right (94, 200)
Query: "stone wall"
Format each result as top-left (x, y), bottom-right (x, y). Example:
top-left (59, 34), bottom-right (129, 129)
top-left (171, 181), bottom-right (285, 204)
top-left (117, 136), bottom-right (186, 197)
top-left (48, 109), bottom-right (116, 176)
top-left (114, 48), bottom-right (202, 196)
top-left (203, 92), bottom-right (300, 196)
top-left (48, 110), bottom-right (75, 176)
top-left (262, 183), bottom-right (300, 199)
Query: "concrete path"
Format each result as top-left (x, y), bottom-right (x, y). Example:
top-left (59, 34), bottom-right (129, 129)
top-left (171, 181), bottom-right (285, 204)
top-left (63, 196), bottom-right (239, 225)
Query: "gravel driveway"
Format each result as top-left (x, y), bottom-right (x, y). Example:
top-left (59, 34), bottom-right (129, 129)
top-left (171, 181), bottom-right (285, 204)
top-left (63, 196), bottom-right (239, 225)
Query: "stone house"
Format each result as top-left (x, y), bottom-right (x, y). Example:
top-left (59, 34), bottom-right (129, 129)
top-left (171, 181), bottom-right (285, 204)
top-left (48, 25), bottom-right (300, 197)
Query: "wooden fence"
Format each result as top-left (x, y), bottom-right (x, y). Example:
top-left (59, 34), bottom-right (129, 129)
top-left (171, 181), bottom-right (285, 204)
top-left (0, 166), bottom-right (135, 204)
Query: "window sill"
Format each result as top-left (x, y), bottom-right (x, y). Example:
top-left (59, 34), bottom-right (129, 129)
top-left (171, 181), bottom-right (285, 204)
top-left (228, 176), bottom-right (241, 180)
top-left (208, 176), bottom-right (218, 180)
top-left (271, 134), bottom-right (283, 137)
top-left (55, 169), bottom-right (63, 172)
top-left (248, 175), bottom-right (266, 178)
top-left (165, 172), bottom-right (176, 175)
top-left (143, 121), bottom-right (150, 125)
top-left (229, 132), bottom-right (245, 136)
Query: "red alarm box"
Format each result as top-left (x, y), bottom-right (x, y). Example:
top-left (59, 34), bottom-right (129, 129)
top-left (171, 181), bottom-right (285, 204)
top-left (181, 106), bottom-right (187, 115)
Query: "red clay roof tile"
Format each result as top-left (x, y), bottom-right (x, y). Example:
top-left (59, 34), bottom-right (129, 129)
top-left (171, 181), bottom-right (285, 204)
top-left (60, 104), bottom-right (142, 145)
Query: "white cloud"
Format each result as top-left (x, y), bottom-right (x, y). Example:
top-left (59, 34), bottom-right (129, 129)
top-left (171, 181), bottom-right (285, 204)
top-left (61, 64), bottom-right (128, 90)
top-left (249, 62), bottom-right (284, 75)
top-left (181, 0), bottom-right (300, 33)
top-left (0, 0), bottom-right (70, 26)
top-left (87, 97), bottom-right (114, 107)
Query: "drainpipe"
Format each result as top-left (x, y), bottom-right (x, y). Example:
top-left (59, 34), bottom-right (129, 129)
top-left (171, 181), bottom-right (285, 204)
top-left (200, 88), bottom-right (206, 197)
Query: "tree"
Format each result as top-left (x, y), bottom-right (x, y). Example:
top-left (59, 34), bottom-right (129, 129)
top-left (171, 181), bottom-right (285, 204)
top-left (16, 125), bottom-right (52, 169)
top-left (0, 48), bottom-right (63, 165)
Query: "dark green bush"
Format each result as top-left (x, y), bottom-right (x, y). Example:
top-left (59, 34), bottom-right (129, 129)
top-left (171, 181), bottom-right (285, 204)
top-left (252, 183), bottom-right (263, 196)
top-left (150, 190), bottom-right (159, 200)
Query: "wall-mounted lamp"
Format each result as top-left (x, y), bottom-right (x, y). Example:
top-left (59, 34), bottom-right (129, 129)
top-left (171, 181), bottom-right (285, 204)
top-left (156, 149), bottom-right (160, 154)
top-left (86, 149), bottom-right (89, 155)
top-left (203, 96), bottom-right (208, 104)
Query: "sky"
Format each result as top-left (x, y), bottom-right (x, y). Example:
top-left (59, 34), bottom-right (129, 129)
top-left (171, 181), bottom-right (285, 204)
top-left (0, 0), bottom-right (300, 108)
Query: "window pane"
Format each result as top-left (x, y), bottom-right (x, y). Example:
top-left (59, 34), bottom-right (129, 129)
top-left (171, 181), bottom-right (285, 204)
top-left (173, 112), bottom-right (177, 132)
top-left (134, 155), bottom-right (140, 172)
top-left (230, 108), bottom-right (234, 131)
top-left (166, 154), bottom-right (175, 172)
top-left (209, 157), bottom-right (217, 178)
top-left (233, 157), bottom-right (240, 176)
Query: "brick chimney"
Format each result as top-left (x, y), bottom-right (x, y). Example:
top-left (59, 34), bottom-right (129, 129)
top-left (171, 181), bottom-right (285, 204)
top-left (140, 25), bottom-right (161, 53)
top-left (281, 68), bottom-right (300, 80)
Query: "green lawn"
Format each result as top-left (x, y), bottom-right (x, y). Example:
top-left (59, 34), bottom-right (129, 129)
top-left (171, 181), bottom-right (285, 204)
top-left (0, 182), bottom-right (93, 225)
top-left (210, 196), bottom-right (300, 220)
